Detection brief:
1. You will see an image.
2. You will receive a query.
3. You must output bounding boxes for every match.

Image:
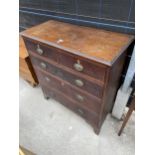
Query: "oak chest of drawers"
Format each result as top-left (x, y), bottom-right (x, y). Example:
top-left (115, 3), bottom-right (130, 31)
top-left (21, 20), bottom-right (134, 134)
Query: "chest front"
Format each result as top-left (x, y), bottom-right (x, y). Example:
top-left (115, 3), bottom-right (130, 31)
top-left (21, 20), bottom-right (134, 134)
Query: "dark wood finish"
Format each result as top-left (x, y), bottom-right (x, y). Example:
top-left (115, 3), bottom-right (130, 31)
top-left (24, 38), bottom-right (107, 81)
top-left (96, 51), bottom-right (128, 133)
top-left (19, 36), bottom-right (38, 86)
top-left (20, 20), bottom-right (134, 65)
top-left (118, 96), bottom-right (135, 136)
top-left (30, 55), bottom-right (103, 98)
top-left (35, 68), bottom-right (102, 115)
top-left (24, 38), bottom-right (59, 63)
top-left (21, 20), bottom-right (134, 134)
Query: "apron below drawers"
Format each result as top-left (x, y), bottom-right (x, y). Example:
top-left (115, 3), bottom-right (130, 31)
top-left (24, 38), bottom-right (107, 82)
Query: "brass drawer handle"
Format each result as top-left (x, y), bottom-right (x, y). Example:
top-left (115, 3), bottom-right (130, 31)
top-left (73, 60), bottom-right (83, 72)
top-left (77, 108), bottom-right (84, 115)
top-left (40, 62), bottom-right (47, 69)
top-left (45, 77), bottom-right (50, 82)
top-left (37, 44), bottom-right (43, 55)
top-left (76, 94), bottom-right (84, 102)
top-left (75, 79), bottom-right (84, 87)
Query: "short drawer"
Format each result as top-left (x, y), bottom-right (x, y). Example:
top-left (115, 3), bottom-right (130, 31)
top-left (31, 56), bottom-right (104, 98)
top-left (59, 50), bottom-right (107, 81)
top-left (42, 85), bottom-right (99, 126)
top-left (24, 38), bottom-right (59, 62)
top-left (35, 69), bottom-right (102, 114)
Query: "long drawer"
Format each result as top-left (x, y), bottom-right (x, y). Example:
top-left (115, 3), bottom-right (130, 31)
top-left (35, 68), bottom-right (102, 114)
top-left (42, 85), bottom-right (99, 127)
top-left (30, 55), bottom-right (104, 98)
top-left (24, 38), bottom-right (106, 81)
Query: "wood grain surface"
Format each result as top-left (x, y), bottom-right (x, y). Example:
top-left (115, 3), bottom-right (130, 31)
top-left (21, 20), bottom-right (134, 65)
top-left (21, 20), bottom-right (134, 134)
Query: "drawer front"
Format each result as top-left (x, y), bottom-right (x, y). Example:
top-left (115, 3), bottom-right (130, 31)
top-left (59, 51), bottom-right (106, 81)
top-left (24, 38), bottom-right (106, 82)
top-left (31, 56), bottom-right (103, 98)
top-left (35, 69), bottom-right (101, 114)
top-left (42, 85), bottom-right (99, 126)
top-left (24, 39), bottom-right (59, 62)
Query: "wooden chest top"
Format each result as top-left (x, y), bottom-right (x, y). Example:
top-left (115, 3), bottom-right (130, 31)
top-left (21, 20), bottom-right (134, 66)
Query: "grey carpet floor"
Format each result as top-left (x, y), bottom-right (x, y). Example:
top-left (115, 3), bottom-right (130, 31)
top-left (19, 78), bottom-right (135, 155)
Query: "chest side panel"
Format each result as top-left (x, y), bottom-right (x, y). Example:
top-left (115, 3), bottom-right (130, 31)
top-left (98, 50), bottom-right (127, 128)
